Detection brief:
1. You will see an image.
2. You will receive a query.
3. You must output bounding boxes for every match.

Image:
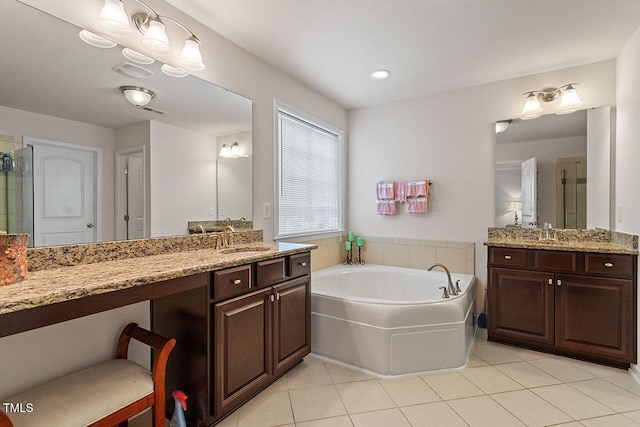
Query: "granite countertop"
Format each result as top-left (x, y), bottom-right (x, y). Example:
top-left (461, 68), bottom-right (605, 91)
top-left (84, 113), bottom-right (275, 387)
top-left (485, 227), bottom-right (639, 255)
top-left (0, 241), bottom-right (316, 315)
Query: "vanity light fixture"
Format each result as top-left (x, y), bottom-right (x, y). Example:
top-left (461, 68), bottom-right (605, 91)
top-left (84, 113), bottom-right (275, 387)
top-left (219, 142), bottom-right (241, 158)
top-left (120, 85), bottom-right (155, 107)
top-left (520, 83), bottom-right (582, 120)
top-left (93, 0), bottom-right (206, 71)
top-left (495, 119), bottom-right (512, 134)
top-left (230, 142), bottom-right (240, 156)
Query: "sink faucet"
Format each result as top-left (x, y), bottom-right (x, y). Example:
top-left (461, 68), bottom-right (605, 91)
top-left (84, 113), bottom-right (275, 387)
top-left (222, 225), bottom-right (236, 247)
top-left (195, 224), bottom-right (206, 234)
top-left (426, 263), bottom-right (458, 296)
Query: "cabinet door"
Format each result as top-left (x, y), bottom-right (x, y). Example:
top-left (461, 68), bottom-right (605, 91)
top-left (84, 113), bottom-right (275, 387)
top-left (272, 276), bottom-right (311, 376)
top-left (488, 268), bottom-right (554, 345)
top-left (555, 274), bottom-right (636, 363)
top-left (212, 287), bottom-right (273, 418)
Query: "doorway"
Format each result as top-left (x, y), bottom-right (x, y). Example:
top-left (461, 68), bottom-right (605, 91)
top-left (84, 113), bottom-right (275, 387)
top-left (115, 147), bottom-right (146, 240)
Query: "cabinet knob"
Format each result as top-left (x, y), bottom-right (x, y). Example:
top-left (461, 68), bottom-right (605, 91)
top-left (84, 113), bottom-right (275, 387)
top-left (276, 292), bottom-right (281, 300)
top-left (504, 255), bottom-right (512, 260)
top-left (548, 278), bottom-right (553, 285)
top-left (604, 262), bottom-right (614, 268)
top-left (233, 279), bottom-right (242, 285)
top-left (299, 262), bottom-right (307, 267)
top-left (269, 294), bottom-right (275, 302)
top-left (557, 279), bottom-right (562, 286)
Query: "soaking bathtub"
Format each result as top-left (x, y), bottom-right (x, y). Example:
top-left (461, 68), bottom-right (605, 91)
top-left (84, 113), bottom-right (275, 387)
top-left (311, 264), bottom-right (477, 377)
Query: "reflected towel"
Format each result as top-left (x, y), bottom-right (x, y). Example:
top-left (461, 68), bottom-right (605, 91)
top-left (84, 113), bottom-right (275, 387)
top-left (406, 180), bottom-right (429, 198)
top-left (405, 197), bottom-right (428, 214)
top-left (376, 181), bottom-right (396, 200)
top-left (396, 181), bottom-right (407, 203)
top-left (377, 199), bottom-right (397, 215)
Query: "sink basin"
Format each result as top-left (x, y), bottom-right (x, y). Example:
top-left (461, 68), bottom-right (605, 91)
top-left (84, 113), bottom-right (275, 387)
top-left (221, 245), bottom-right (272, 254)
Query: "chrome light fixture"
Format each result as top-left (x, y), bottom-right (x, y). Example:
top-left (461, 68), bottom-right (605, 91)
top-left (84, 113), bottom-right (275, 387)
top-left (92, 0), bottom-right (205, 71)
top-left (520, 84), bottom-right (582, 120)
top-left (495, 119), bottom-right (512, 134)
top-left (219, 142), bottom-right (241, 158)
top-left (120, 85), bottom-right (155, 107)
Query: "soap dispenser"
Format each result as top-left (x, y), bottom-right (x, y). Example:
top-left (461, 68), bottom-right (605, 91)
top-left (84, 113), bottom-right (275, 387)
top-left (169, 390), bottom-right (188, 427)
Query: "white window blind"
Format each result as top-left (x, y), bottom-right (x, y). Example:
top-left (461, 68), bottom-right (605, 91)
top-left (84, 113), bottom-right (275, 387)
top-left (276, 105), bottom-right (343, 238)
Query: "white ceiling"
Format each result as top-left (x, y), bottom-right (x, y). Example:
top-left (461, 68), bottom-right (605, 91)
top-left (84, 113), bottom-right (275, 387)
top-left (165, 0), bottom-right (640, 109)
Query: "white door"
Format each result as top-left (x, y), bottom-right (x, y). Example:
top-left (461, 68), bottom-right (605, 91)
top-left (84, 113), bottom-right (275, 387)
top-left (31, 142), bottom-right (97, 246)
top-left (521, 157), bottom-right (537, 228)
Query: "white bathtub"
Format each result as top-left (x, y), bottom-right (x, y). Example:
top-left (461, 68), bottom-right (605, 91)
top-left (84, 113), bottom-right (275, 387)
top-left (311, 264), bottom-right (477, 377)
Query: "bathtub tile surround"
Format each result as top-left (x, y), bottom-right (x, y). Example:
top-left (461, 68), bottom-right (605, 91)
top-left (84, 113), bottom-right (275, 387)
top-left (204, 330), bottom-right (640, 427)
top-left (27, 229), bottom-right (263, 271)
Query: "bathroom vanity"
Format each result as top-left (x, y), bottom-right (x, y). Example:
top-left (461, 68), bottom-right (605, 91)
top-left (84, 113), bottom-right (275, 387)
top-left (486, 228), bottom-right (638, 368)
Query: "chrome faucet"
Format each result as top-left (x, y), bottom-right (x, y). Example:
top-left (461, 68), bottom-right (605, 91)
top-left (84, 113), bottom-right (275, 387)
top-left (222, 225), bottom-right (236, 247)
top-left (195, 224), bottom-right (206, 234)
top-left (427, 263), bottom-right (458, 296)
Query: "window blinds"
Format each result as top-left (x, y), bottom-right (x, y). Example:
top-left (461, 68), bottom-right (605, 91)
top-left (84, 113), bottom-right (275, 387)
top-left (277, 110), bottom-right (341, 237)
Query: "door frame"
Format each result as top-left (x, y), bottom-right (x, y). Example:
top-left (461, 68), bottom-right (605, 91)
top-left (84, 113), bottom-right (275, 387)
top-left (24, 136), bottom-right (102, 244)
top-left (115, 146), bottom-right (146, 240)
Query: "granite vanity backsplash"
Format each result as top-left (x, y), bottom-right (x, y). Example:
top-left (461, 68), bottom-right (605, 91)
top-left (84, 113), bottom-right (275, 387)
top-left (187, 219), bottom-right (253, 233)
top-left (27, 229), bottom-right (263, 272)
top-left (487, 227), bottom-right (638, 254)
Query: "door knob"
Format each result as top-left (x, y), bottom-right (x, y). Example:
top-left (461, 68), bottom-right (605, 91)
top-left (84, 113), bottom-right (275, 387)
top-left (87, 223), bottom-right (94, 228)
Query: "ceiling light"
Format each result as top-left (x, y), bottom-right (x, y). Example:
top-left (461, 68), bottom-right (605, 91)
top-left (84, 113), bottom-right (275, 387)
top-left (78, 29), bottom-right (117, 48)
top-left (97, 0), bottom-right (133, 36)
top-left (371, 70), bottom-right (391, 80)
top-left (495, 120), bottom-right (512, 134)
top-left (122, 47), bottom-right (154, 64)
top-left (520, 84), bottom-right (582, 119)
top-left (120, 85), bottom-right (155, 107)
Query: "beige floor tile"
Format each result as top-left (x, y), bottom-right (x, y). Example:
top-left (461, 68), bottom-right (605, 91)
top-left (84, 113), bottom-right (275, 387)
top-left (622, 410), bottom-right (640, 424)
top-left (336, 380), bottom-right (395, 414)
top-left (569, 379), bottom-right (640, 412)
top-left (495, 361), bottom-right (562, 388)
top-left (400, 401), bottom-right (468, 427)
top-left (468, 353), bottom-right (489, 368)
top-left (548, 423), bottom-right (585, 427)
top-left (289, 384), bottom-right (347, 422)
top-left (295, 415), bottom-right (353, 427)
top-left (236, 390), bottom-right (294, 427)
top-left (531, 384), bottom-right (615, 420)
top-left (379, 376), bottom-right (441, 406)
top-left (490, 389), bottom-right (573, 427)
top-left (447, 395), bottom-right (526, 427)
top-left (528, 357), bottom-right (597, 383)
top-left (324, 361), bottom-right (375, 384)
top-left (460, 365), bottom-right (524, 394)
top-left (573, 360), bottom-right (626, 378)
top-left (472, 342), bottom-right (524, 365)
top-left (580, 414), bottom-right (640, 427)
top-left (605, 374), bottom-right (640, 398)
top-left (285, 357), bottom-right (333, 390)
top-left (350, 408), bottom-right (411, 427)
top-left (421, 371), bottom-right (484, 400)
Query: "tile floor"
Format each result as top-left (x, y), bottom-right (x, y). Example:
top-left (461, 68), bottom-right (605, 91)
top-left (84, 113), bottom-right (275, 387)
top-left (214, 329), bottom-right (640, 427)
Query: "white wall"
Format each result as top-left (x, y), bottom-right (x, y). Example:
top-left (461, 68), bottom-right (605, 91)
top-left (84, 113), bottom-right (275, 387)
top-left (348, 60), bottom-right (616, 307)
top-left (616, 25), bottom-right (640, 366)
top-left (586, 106), bottom-right (613, 230)
top-left (149, 121), bottom-right (216, 237)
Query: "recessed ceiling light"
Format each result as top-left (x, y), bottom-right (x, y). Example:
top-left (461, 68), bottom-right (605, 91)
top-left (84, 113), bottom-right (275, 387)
top-left (371, 69), bottom-right (391, 80)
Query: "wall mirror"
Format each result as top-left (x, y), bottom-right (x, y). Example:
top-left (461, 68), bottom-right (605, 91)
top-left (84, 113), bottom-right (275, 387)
top-left (0, 0), bottom-right (252, 246)
top-left (495, 106), bottom-right (612, 230)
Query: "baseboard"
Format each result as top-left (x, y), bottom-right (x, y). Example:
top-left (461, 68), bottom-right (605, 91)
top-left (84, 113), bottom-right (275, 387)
top-left (629, 364), bottom-right (640, 386)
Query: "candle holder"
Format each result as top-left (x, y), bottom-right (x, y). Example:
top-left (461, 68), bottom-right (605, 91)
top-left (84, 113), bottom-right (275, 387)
top-left (353, 246), bottom-right (365, 265)
top-left (343, 247), bottom-right (353, 265)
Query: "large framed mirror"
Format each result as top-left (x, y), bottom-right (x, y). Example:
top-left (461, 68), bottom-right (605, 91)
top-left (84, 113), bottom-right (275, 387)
top-left (0, 0), bottom-right (252, 246)
top-left (495, 106), bottom-right (612, 230)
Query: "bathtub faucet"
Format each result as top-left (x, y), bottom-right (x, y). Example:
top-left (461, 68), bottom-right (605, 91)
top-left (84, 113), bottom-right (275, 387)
top-left (426, 263), bottom-right (458, 296)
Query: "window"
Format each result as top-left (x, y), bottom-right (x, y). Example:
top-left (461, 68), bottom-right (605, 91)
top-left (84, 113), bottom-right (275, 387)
top-left (275, 101), bottom-right (344, 239)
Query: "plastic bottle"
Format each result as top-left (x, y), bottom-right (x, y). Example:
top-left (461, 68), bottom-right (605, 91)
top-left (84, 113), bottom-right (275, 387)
top-left (169, 390), bottom-right (188, 427)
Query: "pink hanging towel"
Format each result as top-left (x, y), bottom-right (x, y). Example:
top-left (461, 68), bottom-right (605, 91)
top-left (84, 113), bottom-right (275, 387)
top-left (376, 181), bottom-right (396, 200)
top-left (406, 180), bottom-right (428, 197)
top-left (395, 181), bottom-right (407, 203)
top-left (377, 199), bottom-right (397, 215)
top-left (405, 180), bottom-right (430, 213)
top-left (406, 197), bottom-right (428, 213)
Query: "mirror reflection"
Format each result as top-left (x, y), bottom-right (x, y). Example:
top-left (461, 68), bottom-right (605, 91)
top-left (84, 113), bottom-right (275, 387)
top-left (0, 0), bottom-right (252, 247)
top-left (495, 106), bottom-right (611, 230)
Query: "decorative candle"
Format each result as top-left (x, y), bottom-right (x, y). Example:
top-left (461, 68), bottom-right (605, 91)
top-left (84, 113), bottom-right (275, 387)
top-left (346, 241), bottom-right (352, 251)
top-left (348, 231), bottom-right (355, 242)
top-left (356, 237), bottom-right (363, 247)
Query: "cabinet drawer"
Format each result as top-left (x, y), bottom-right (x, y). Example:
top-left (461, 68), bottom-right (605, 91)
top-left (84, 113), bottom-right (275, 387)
top-left (489, 247), bottom-right (527, 267)
top-left (289, 253), bottom-right (311, 278)
top-left (213, 265), bottom-right (252, 300)
top-left (585, 253), bottom-right (634, 279)
top-left (257, 257), bottom-right (286, 287)
top-left (534, 250), bottom-right (577, 272)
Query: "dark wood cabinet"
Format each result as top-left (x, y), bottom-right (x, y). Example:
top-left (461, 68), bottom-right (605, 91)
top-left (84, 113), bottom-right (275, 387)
top-left (152, 252), bottom-right (312, 426)
top-left (488, 247), bottom-right (637, 368)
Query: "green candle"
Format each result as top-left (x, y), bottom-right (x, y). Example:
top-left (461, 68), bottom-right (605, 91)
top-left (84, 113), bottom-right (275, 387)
top-left (346, 241), bottom-right (352, 251)
top-left (348, 231), bottom-right (355, 242)
top-left (357, 237), bottom-right (363, 247)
